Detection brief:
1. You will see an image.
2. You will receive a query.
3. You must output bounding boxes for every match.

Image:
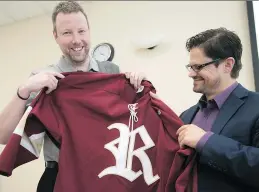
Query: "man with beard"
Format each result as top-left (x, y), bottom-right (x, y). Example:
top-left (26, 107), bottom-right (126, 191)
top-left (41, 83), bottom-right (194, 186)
top-left (150, 28), bottom-right (259, 191)
top-left (0, 1), bottom-right (147, 191)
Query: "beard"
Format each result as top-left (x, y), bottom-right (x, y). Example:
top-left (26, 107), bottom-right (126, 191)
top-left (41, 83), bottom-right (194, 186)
top-left (192, 76), bottom-right (221, 98)
top-left (67, 45), bottom-right (90, 65)
top-left (192, 76), bottom-right (205, 93)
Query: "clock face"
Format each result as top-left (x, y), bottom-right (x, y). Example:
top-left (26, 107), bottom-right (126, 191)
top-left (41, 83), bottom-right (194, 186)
top-left (92, 43), bottom-right (113, 62)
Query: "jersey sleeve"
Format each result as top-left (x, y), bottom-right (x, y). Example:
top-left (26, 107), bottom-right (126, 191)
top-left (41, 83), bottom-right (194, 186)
top-left (150, 97), bottom-right (198, 192)
top-left (0, 89), bottom-right (61, 177)
top-left (29, 89), bottom-right (61, 143)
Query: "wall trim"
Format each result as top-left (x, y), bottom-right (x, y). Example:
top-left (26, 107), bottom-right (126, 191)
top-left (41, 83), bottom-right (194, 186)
top-left (247, 1), bottom-right (259, 92)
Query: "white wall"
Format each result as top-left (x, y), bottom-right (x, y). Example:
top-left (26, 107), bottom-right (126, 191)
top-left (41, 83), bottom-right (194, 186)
top-left (0, 1), bottom-right (254, 191)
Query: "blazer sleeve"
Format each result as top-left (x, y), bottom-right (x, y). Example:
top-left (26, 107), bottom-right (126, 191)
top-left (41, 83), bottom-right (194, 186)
top-left (199, 117), bottom-right (259, 188)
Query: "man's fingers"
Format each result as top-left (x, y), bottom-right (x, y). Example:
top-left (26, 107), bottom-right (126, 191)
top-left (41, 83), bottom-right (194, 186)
top-left (45, 84), bottom-right (54, 94)
top-left (48, 76), bottom-right (58, 89)
top-left (178, 128), bottom-right (185, 140)
top-left (134, 73), bottom-right (139, 89)
top-left (178, 137), bottom-right (185, 148)
top-left (45, 86), bottom-right (52, 94)
top-left (178, 128), bottom-right (186, 145)
top-left (130, 73), bottom-right (135, 88)
top-left (137, 75), bottom-right (142, 89)
top-left (50, 75), bottom-right (59, 85)
top-left (176, 125), bottom-right (188, 135)
top-left (178, 135), bottom-right (188, 149)
top-left (46, 73), bottom-right (62, 94)
top-left (125, 72), bottom-right (130, 79)
top-left (49, 71), bottom-right (65, 79)
top-left (45, 76), bottom-right (58, 94)
top-left (149, 92), bottom-right (159, 99)
top-left (125, 72), bottom-right (146, 89)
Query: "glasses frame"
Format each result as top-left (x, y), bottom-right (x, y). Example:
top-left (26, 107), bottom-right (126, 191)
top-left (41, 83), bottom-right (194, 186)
top-left (185, 58), bottom-right (221, 72)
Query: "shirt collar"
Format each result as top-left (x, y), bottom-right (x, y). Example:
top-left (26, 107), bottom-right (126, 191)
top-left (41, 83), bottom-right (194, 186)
top-left (56, 55), bottom-right (99, 72)
top-left (198, 81), bottom-right (239, 109)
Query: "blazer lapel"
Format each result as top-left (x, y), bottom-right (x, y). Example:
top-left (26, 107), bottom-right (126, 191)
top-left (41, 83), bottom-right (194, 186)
top-left (211, 84), bottom-right (248, 134)
top-left (182, 105), bottom-right (199, 124)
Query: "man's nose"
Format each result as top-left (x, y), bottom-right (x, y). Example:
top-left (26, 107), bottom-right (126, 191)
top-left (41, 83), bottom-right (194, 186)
top-left (72, 33), bottom-right (81, 44)
top-left (188, 69), bottom-right (197, 78)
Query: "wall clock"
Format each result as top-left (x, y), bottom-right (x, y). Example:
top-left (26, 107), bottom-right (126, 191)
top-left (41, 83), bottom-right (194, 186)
top-left (92, 42), bottom-right (115, 62)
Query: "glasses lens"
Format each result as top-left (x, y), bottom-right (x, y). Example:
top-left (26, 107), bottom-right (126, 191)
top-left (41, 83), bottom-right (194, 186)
top-left (186, 65), bottom-right (191, 71)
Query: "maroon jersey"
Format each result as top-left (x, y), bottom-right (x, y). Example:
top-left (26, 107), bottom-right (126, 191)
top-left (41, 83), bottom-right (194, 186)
top-left (0, 72), bottom-right (197, 192)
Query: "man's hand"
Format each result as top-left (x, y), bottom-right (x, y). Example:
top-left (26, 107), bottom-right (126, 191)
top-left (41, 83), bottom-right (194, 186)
top-left (176, 124), bottom-right (206, 149)
top-left (18, 71), bottom-right (65, 98)
top-left (149, 92), bottom-right (160, 99)
top-left (125, 72), bottom-right (147, 89)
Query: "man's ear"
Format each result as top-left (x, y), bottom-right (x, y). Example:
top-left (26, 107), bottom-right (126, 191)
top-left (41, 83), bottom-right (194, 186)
top-left (224, 57), bottom-right (235, 73)
top-left (53, 30), bottom-right (58, 40)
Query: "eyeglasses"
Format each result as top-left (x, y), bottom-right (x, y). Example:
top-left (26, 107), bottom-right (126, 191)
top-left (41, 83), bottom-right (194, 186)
top-left (185, 58), bottom-right (221, 72)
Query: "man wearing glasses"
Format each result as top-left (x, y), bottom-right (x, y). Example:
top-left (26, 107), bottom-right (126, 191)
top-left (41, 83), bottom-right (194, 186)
top-left (151, 27), bottom-right (259, 191)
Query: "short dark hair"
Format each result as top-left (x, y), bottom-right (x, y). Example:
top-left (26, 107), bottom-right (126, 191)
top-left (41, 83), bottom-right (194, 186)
top-left (52, 1), bottom-right (89, 32)
top-left (186, 27), bottom-right (243, 79)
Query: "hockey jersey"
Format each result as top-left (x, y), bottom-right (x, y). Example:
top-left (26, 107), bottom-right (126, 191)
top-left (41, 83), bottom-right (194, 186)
top-left (0, 72), bottom-right (197, 192)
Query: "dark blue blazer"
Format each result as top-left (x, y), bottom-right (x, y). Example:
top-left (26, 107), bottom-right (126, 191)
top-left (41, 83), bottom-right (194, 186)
top-left (180, 84), bottom-right (259, 192)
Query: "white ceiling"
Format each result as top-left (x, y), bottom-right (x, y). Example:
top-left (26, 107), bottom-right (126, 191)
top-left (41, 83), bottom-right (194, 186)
top-left (0, 1), bottom-right (90, 27)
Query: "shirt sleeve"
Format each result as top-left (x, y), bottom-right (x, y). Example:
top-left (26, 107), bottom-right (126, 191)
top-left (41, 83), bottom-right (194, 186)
top-left (0, 90), bottom-right (61, 177)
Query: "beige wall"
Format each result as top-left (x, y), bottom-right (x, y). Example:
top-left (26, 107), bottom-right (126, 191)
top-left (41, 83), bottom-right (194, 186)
top-left (0, 1), bottom-right (253, 191)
